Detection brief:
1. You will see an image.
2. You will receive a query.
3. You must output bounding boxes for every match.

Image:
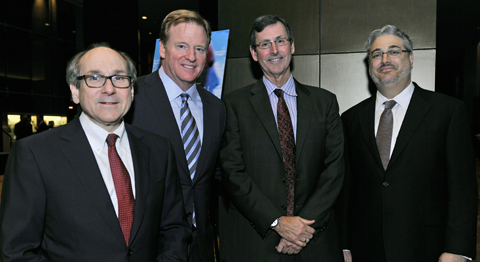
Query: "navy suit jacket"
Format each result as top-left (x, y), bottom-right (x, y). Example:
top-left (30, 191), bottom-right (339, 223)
top-left (127, 71), bottom-right (226, 262)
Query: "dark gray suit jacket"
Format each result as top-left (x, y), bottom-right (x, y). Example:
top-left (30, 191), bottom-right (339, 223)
top-left (341, 83), bottom-right (478, 261)
top-left (127, 71), bottom-right (226, 262)
top-left (0, 117), bottom-right (190, 261)
top-left (219, 79), bottom-right (345, 261)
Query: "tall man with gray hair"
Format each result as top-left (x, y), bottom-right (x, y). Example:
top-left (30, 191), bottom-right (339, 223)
top-left (220, 14), bottom-right (345, 261)
top-left (341, 25), bottom-right (478, 262)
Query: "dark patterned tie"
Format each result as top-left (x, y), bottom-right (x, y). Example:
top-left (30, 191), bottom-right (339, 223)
top-left (106, 134), bottom-right (135, 245)
top-left (376, 100), bottom-right (397, 170)
top-left (180, 93), bottom-right (201, 226)
top-left (274, 89), bottom-right (296, 216)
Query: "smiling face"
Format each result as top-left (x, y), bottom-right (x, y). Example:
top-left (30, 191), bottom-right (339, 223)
top-left (160, 22), bottom-right (208, 91)
top-left (250, 22), bottom-right (295, 87)
top-left (368, 34), bottom-right (413, 96)
top-left (70, 47), bottom-right (134, 132)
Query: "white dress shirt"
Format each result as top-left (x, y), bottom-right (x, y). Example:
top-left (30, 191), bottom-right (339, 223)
top-left (159, 66), bottom-right (204, 142)
top-left (79, 113), bottom-right (136, 217)
top-left (374, 82), bottom-right (414, 157)
top-left (264, 74), bottom-right (298, 141)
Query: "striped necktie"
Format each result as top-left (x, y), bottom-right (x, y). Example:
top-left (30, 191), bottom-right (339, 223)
top-left (180, 93), bottom-right (201, 226)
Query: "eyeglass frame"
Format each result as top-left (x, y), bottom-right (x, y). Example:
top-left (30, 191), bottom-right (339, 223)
top-left (254, 38), bottom-right (291, 50)
top-left (76, 75), bottom-right (133, 88)
top-left (369, 49), bottom-right (409, 60)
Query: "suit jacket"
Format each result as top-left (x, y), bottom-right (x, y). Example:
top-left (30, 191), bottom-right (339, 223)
top-left (341, 83), bottom-right (478, 261)
top-left (219, 79), bottom-right (345, 261)
top-left (127, 71), bottom-right (226, 262)
top-left (0, 117), bottom-right (190, 262)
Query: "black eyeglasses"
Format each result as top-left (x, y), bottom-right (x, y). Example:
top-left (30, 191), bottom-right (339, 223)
top-left (77, 75), bottom-right (132, 88)
top-left (369, 48), bottom-right (408, 60)
top-left (254, 38), bottom-right (290, 49)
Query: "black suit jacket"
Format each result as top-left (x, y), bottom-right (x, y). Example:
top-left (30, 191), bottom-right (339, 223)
top-left (127, 71), bottom-right (226, 262)
top-left (0, 117), bottom-right (190, 261)
top-left (341, 83), bottom-right (478, 261)
top-left (219, 79), bottom-right (345, 261)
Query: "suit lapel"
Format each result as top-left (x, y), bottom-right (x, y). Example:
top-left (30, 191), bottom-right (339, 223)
top-left (193, 87), bottom-right (211, 184)
top-left (358, 97), bottom-right (385, 169)
top-left (294, 82), bottom-right (313, 161)
top-left (388, 85), bottom-right (431, 168)
top-left (125, 124), bottom-right (149, 246)
top-left (250, 80), bottom-right (283, 158)
top-left (143, 72), bottom-right (190, 177)
top-left (59, 118), bottom-right (126, 246)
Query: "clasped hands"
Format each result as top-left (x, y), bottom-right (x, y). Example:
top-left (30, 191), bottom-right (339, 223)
top-left (272, 216), bottom-right (315, 255)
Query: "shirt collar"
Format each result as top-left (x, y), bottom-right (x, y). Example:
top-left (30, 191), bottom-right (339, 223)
top-left (264, 74), bottom-right (297, 97)
top-left (159, 66), bottom-right (199, 106)
top-left (79, 112), bottom-right (127, 151)
top-left (375, 81), bottom-right (415, 111)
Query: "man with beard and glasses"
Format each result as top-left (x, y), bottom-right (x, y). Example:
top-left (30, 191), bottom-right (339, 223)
top-left (219, 14), bottom-right (344, 261)
top-left (340, 25), bottom-right (478, 262)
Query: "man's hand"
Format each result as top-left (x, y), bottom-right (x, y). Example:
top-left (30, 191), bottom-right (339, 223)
top-left (438, 252), bottom-right (467, 262)
top-left (272, 216), bottom-right (315, 247)
top-left (343, 250), bottom-right (352, 262)
top-left (275, 238), bottom-right (303, 255)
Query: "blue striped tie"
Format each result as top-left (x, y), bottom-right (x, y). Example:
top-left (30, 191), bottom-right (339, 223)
top-left (180, 93), bottom-right (201, 226)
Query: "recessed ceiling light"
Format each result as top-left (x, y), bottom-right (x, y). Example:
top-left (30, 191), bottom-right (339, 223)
top-left (142, 16), bottom-right (147, 20)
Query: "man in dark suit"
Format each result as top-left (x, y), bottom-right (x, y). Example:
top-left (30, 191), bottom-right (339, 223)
top-left (128, 10), bottom-right (225, 262)
top-left (0, 43), bottom-right (190, 261)
top-left (341, 25), bottom-right (478, 262)
top-left (219, 14), bottom-right (345, 261)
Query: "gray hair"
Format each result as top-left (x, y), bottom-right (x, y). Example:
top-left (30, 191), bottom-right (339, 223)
top-left (365, 25), bottom-right (413, 53)
top-left (249, 14), bottom-right (294, 50)
top-left (66, 42), bottom-right (137, 89)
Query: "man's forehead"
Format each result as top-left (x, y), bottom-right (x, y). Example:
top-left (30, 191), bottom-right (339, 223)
top-left (370, 34), bottom-right (404, 50)
top-left (81, 47), bottom-right (127, 73)
top-left (256, 22), bottom-right (287, 40)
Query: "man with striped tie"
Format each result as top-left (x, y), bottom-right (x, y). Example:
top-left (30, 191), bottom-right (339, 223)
top-left (128, 9), bottom-right (226, 262)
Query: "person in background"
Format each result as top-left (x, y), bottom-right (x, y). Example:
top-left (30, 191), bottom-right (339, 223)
top-left (14, 114), bottom-right (33, 140)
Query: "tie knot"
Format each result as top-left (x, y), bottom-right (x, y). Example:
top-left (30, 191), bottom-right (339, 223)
top-left (384, 100), bottom-right (397, 110)
top-left (106, 133), bottom-right (119, 147)
top-left (180, 93), bottom-right (190, 103)
top-left (274, 89), bottom-right (284, 98)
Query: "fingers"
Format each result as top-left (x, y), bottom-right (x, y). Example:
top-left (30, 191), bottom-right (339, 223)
top-left (275, 238), bottom-right (303, 255)
top-left (274, 216), bottom-right (315, 247)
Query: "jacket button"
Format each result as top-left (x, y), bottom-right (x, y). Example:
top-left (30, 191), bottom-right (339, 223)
top-left (281, 205), bottom-right (286, 210)
top-left (127, 249), bottom-right (133, 256)
top-left (383, 182), bottom-right (389, 187)
top-left (282, 177), bottom-right (286, 183)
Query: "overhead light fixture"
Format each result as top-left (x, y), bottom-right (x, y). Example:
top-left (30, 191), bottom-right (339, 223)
top-left (45, 23), bottom-right (50, 26)
top-left (142, 16), bottom-right (147, 20)
top-left (68, 106), bottom-right (74, 110)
